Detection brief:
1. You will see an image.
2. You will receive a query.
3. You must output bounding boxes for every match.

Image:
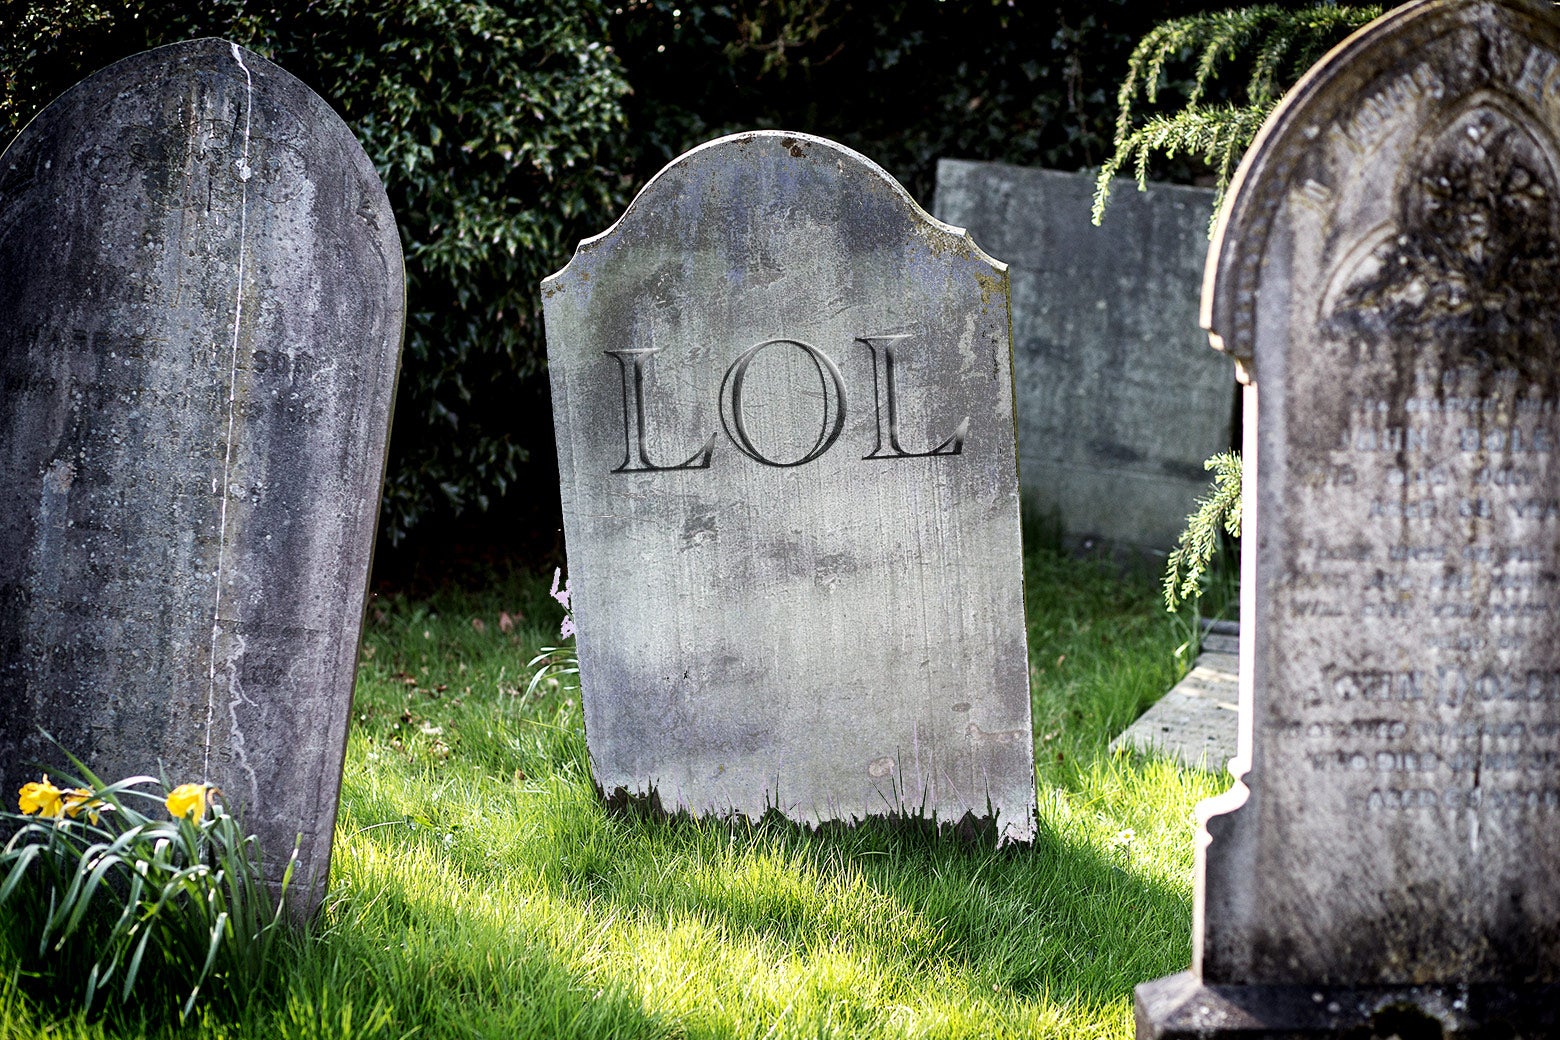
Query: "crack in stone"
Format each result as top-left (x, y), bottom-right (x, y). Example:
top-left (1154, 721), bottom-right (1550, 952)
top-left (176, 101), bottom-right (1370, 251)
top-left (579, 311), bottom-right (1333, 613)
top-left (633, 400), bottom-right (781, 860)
top-left (203, 43), bottom-right (255, 783)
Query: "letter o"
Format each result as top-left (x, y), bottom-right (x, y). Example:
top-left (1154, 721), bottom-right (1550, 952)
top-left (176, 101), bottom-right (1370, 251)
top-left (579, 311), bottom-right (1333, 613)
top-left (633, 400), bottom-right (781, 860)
top-left (719, 339), bottom-right (847, 467)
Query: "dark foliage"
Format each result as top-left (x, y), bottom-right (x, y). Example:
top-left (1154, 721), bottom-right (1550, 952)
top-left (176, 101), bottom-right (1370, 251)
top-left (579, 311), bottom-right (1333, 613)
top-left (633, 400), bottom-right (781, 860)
top-left (7, 0), bottom-right (1243, 553)
top-left (608, 0), bottom-right (1220, 206)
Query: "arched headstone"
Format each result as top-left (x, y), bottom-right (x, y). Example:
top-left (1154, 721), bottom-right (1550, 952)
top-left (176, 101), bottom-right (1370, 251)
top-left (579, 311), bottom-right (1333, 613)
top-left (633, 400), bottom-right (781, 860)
top-left (0, 39), bottom-right (404, 916)
top-left (1138, 1), bottom-right (1560, 1034)
top-left (542, 131), bottom-right (1035, 841)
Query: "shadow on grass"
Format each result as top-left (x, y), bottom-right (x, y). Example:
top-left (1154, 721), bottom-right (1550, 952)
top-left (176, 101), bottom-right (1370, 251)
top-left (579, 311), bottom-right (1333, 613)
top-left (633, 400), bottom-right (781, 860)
top-left (336, 553), bottom-right (1198, 1036)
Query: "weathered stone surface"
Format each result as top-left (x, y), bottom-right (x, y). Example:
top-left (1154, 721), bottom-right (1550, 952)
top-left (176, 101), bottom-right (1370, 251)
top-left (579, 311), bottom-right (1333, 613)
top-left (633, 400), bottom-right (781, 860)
top-left (1138, 1), bottom-right (1560, 1034)
top-left (0, 39), bottom-right (404, 914)
top-left (933, 162), bottom-right (1233, 558)
top-left (542, 131), bottom-right (1034, 841)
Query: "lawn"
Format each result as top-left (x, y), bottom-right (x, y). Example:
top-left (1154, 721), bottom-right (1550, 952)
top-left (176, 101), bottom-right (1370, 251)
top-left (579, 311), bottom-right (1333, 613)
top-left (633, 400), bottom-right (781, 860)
top-left (2, 544), bottom-right (1231, 1039)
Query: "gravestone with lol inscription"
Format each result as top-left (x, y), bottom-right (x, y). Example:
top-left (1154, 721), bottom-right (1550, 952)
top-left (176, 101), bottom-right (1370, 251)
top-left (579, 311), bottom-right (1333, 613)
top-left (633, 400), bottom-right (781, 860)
top-left (543, 132), bottom-right (1035, 841)
top-left (0, 40), bottom-right (404, 916)
top-left (1137, 1), bottom-right (1560, 1035)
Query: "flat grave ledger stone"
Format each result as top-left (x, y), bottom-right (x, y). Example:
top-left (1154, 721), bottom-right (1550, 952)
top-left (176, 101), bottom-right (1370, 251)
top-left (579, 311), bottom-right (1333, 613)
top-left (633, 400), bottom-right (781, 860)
top-left (1111, 620), bottom-right (1239, 772)
top-left (1136, 1), bottom-right (1560, 1036)
top-left (933, 163), bottom-right (1233, 559)
top-left (542, 131), bottom-right (1035, 842)
top-left (0, 39), bottom-right (405, 917)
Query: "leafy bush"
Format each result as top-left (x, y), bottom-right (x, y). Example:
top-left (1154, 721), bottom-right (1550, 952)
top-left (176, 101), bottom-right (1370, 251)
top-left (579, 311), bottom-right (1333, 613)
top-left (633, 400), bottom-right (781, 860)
top-left (1, 0), bottom-right (630, 543)
top-left (2, 758), bottom-right (294, 1021)
top-left (9, 0), bottom-right (1303, 550)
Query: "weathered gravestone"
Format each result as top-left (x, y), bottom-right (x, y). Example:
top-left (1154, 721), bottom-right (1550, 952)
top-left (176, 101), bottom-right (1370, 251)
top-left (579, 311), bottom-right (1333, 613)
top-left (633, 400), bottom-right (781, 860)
top-left (0, 39), bottom-right (404, 915)
top-left (933, 163), bottom-right (1233, 560)
top-left (542, 131), bottom-right (1035, 841)
top-left (1137, 1), bottom-right (1560, 1035)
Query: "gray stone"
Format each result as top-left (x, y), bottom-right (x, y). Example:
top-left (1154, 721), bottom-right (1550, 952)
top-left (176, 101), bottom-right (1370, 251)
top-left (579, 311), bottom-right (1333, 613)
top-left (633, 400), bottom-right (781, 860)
top-left (0, 39), bottom-right (404, 915)
top-left (1137, 1), bottom-right (1560, 1034)
top-left (932, 162), bottom-right (1233, 559)
top-left (542, 131), bottom-right (1034, 841)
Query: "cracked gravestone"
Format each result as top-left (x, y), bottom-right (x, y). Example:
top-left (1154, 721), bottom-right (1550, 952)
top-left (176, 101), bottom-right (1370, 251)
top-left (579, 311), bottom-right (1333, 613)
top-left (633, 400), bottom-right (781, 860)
top-left (0, 39), bottom-right (404, 916)
top-left (1136, 1), bottom-right (1560, 1036)
top-left (542, 131), bottom-right (1035, 842)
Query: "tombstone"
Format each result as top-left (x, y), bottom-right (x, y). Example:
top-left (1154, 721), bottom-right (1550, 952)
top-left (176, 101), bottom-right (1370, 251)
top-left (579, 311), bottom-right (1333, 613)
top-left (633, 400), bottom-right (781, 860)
top-left (542, 131), bottom-right (1035, 841)
top-left (1137, 1), bottom-right (1560, 1035)
top-left (933, 163), bottom-right (1233, 560)
top-left (0, 39), bottom-right (404, 916)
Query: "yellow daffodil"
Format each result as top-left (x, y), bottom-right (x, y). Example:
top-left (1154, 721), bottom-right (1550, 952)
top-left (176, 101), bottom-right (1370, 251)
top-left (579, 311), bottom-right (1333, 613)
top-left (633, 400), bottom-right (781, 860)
top-left (165, 783), bottom-right (214, 820)
top-left (61, 787), bottom-right (105, 824)
top-left (19, 776), bottom-right (65, 818)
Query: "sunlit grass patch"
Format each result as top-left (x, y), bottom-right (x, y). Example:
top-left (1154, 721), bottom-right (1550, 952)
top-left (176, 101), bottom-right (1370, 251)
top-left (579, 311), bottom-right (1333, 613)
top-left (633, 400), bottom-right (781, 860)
top-left (2, 545), bottom-right (1231, 1038)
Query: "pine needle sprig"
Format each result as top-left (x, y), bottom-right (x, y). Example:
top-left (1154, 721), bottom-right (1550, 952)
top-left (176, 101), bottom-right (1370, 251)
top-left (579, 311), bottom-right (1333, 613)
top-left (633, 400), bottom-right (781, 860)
top-left (1094, 103), bottom-right (1271, 225)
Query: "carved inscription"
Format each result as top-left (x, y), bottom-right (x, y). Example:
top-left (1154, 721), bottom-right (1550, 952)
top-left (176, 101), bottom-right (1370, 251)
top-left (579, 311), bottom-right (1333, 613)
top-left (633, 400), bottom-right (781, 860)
top-left (606, 335), bottom-right (969, 472)
top-left (1282, 85), bottom-right (1560, 818)
top-left (1287, 371), bottom-right (1560, 814)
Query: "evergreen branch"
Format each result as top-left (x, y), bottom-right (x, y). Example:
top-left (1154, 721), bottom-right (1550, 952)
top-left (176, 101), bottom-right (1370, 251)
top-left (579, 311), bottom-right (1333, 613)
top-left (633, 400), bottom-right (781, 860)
top-left (1188, 7), bottom-right (1282, 107)
top-left (1096, 2), bottom-right (1381, 227)
top-left (1114, 17), bottom-right (1204, 147)
top-left (1248, 21), bottom-right (1299, 107)
top-left (1163, 451), bottom-right (1243, 612)
top-left (1092, 103), bottom-right (1271, 225)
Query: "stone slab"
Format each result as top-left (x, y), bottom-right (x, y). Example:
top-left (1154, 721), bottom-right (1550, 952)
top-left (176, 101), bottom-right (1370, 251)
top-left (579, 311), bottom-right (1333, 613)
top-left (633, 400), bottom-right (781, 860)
top-left (0, 39), bottom-right (404, 915)
top-left (1139, 1), bottom-right (1560, 1033)
top-left (1112, 643), bottom-right (1238, 772)
top-left (542, 131), bottom-right (1035, 841)
top-left (932, 162), bottom-right (1233, 558)
top-left (1135, 971), bottom-right (1560, 1039)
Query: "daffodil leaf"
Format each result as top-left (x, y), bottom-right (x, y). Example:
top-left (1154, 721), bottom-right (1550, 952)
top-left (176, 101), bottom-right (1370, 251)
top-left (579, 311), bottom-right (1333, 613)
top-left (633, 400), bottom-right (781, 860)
top-left (192, 910), bottom-right (228, 1002)
top-left (62, 849), bottom-right (124, 937)
top-left (0, 843), bottom-right (41, 906)
top-left (123, 920), bottom-right (156, 1001)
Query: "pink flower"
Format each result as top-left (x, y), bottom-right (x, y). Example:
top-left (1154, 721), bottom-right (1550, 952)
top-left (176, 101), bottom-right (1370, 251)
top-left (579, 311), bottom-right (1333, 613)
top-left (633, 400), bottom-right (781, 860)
top-left (550, 568), bottom-right (576, 641)
top-left (549, 567), bottom-right (572, 611)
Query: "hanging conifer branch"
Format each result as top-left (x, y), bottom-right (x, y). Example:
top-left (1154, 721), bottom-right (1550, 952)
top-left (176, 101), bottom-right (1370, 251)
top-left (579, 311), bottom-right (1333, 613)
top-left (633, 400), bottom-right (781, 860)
top-left (1163, 451), bottom-right (1243, 612)
top-left (1094, 3), bottom-right (1383, 228)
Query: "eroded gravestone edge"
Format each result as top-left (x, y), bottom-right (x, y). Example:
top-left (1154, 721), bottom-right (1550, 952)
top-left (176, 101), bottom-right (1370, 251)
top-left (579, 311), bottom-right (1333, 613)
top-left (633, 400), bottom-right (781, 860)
top-left (1139, 0), bottom-right (1560, 1033)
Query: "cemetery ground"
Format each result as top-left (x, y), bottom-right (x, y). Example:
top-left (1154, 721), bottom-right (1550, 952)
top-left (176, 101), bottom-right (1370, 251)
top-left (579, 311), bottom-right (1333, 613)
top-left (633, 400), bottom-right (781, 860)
top-left (1, 537), bottom-right (1229, 1039)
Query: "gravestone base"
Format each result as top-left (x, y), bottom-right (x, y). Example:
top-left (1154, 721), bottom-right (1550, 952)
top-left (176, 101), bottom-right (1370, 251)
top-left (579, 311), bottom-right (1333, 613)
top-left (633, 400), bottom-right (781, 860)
top-left (1136, 971), bottom-right (1560, 1039)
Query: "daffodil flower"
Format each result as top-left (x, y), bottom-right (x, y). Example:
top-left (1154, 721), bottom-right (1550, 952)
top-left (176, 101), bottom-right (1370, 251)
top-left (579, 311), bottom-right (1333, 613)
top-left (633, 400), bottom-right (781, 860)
top-left (18, 775), bottom-right (64, 818)
top-left (165, 783), bottom-right (217, 820)
top-left (62, 787), bottom-right (106, 825)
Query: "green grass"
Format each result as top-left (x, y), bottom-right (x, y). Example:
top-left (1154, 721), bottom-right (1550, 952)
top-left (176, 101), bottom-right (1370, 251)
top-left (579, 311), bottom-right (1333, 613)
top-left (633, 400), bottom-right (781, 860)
top-left (1, 549), bottom-right (1231, 1039)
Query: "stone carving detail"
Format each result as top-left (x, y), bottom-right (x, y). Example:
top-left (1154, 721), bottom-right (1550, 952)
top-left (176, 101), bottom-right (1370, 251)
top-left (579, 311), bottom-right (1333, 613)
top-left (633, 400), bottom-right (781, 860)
top-left (1327, 101), bottom-right (1560, 376)
top-left (1139, 3), bottom-right (1560, 1034)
